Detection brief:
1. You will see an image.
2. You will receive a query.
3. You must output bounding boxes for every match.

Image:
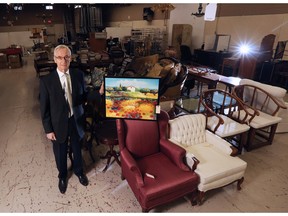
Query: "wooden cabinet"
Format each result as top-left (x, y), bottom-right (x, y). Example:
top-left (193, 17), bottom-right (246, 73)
top-left (238, 55), bottom-right (258, 79)
top-left (89, 32), bottom-right (107, 53)
top-left (258, 60), bottom-right (288, 86)
top-left (194, 49), bottom-right (233, 71)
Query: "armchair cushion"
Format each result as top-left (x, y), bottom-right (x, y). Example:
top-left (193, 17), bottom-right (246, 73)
top-left (137, 152), bottom-right (198, 202)
top-left (246, 110), bottom-right (282, 129)
top-left (207, 114), bottom-right (250, 138)
top-left (205, 130), bottom-right (233, 155)
top-left (185, 143), bottom-right (246, 191)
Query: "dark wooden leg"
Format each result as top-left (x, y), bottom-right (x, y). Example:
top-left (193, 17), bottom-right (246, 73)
top-left (191, 190), bottom-right (198, 206)
top-left (239, 131), bottom-right (248, 154)
top-left (121, 173), bottom-right (125, 180)
top-left (198, 191), bottom-right (205, 205)
top-left (112, 151), bottom-right (121, 166)
top-left (246, 128), bottom-right (256, 152)
top-left (237, 177), bottom-right (244, 190)
top-left (101, 143), bottom-right (121, 172)
top-left (142, 207), bottom-right (149, 212)
top-left (268, 124), bottom-right (278, 144)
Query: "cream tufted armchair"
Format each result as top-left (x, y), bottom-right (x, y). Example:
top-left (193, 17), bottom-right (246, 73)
top-left (168, 113), bottom-right (247, 205)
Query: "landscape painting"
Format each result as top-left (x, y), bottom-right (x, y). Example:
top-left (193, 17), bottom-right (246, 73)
top-left (104, 77), bottom-right (160, 120)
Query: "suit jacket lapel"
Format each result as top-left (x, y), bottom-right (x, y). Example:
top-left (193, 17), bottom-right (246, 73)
top-left (69, 69), bottom-right (76, 103)
top-left (51, 70), bottom-right (66, 103)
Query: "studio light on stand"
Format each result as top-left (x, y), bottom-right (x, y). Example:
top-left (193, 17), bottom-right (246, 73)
top-left (237, 42), bottom-right (258, 79)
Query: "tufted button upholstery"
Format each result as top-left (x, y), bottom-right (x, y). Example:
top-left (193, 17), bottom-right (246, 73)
top-left (169, 114), bottom-right (206, 146)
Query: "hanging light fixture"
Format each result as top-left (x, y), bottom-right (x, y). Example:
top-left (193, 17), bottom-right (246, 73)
top-left (151, 4), bottom-right (175, 26)
top-left (191, 3), bottom-right (205, 17)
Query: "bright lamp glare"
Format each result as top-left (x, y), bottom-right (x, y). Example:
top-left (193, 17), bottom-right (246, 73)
top-left (239, 45), bottom-right (250, 54)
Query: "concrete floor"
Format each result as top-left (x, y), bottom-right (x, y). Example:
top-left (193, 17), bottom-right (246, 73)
top-left (0, 56), bottom-right (287, 213)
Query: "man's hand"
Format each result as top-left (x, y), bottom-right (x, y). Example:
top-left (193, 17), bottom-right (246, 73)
top-left (99, 82), bottom-right (104, 95)
top-left (46, 132), bottom-right (56, 141)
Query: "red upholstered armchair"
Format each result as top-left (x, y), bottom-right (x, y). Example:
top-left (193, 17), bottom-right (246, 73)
top-left (116, 111), bottom-right (200, 212)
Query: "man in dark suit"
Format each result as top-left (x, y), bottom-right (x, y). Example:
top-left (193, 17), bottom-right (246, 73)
top-left (40, 44), bottom-right (88, 194)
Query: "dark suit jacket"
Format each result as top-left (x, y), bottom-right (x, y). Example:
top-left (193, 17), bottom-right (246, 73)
top-left (40, 68), bottom-right (87, 143)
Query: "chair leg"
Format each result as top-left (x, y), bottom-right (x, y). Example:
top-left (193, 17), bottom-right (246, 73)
top-left (245, 128), bottom-right (256, 152)
top-left (190, 190), bottom-right (198, 206)
top-left (246, 124), bottom-right (278, 151)
top-left (239, 131), bottom-right (248, 154)
top-left (121, 173), bottom-right (125, 180)
top-left (237, 177), bottom-right (244, 190)
top-left (142, 207), bottom-right (149, 212)
top-left (268, 124), bottom-right (278, 144)
top-left (198, 191), bottom-right (205, 205)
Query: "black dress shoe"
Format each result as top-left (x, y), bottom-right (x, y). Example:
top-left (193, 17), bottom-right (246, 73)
top-left (77, 174), bottom-right (89, 186)
top-left (58, 178), bottom-right (67, 194)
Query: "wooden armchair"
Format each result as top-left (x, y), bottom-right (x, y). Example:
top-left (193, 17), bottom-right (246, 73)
top-left (199, 89), bottom-right (254, 153)
top-left (233, 83), bottom-right (286, 151)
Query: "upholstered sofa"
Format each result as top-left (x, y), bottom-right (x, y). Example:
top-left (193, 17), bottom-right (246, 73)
top-left (239, 79), bottom-right (288, 133)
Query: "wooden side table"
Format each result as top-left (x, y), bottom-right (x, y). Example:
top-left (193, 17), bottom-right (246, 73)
top-left (221, 57), bottom-right (240, 77)
top-left (95, 120), bottom-right (121, 172)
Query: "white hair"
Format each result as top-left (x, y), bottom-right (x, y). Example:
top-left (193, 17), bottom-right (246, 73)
top-left (54, 44), bottom-right (71, 56)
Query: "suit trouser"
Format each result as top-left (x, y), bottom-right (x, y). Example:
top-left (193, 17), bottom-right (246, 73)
top-left (52, 116), bottom-right (84, 179)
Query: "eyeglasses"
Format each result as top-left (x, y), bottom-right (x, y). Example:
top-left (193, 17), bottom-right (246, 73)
top-left (54, 55), bottom-right (71, 61)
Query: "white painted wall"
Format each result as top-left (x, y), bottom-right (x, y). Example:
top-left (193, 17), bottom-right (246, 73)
top-left (0, 31), bottom-right (37, 49)
top-left (0, 24), bottom-right (64, 49)
top-left (204, 13), bottom-right (288, 60)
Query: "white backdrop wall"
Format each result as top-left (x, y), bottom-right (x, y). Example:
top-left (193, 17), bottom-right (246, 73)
top-left (204, 13), bottom-right (288, 59)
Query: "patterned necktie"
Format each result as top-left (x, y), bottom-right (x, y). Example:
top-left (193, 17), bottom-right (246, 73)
top-left (64, 73), bottom-right (73, 116)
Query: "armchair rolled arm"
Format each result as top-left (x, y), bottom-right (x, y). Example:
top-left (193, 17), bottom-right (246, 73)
top-left (121, 148), bottom-right (144, 187)
top-left (206, 130), bottom-right (233, 155)
top-left (169, 138), bottom-right (199, 171)
top-left (186, 152), bottom-right (200, 171)
top-left (159, 139), bottom-right (190, 171)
